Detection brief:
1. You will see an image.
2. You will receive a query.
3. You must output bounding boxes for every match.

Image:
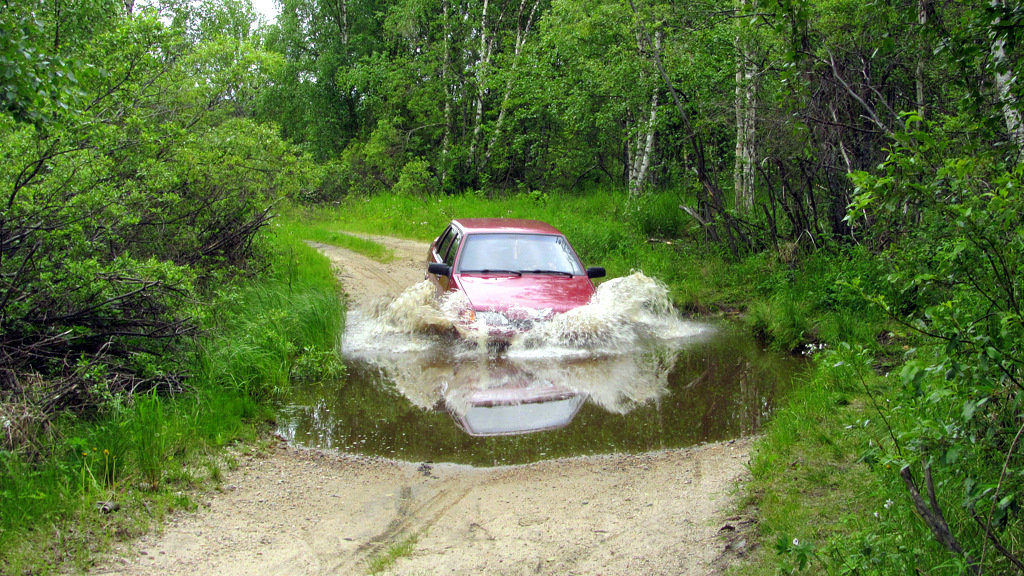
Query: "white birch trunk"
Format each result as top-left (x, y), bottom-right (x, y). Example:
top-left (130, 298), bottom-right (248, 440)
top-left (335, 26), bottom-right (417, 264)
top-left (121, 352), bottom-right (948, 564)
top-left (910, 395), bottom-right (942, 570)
top-left (991, 0), bottom-right (1024, 162)
top-left (340, 0), bottom-right (348, 45)
top-left (993, 38), bottom-right (1024, 162)
top-left (484, 0), bottom-right (541, 168)
top-left (628, 91), bottom-right (658, 197)
top-left (733, 0), bottom-right (757, 213)
top-left (440, 0), bottom-right (452, 189)
top-left (628, 32), bottom-right (661, 197)
top-left (915, 0), bottom-right (926, 122)
top-left (468, 0), bottom-right (491, 164)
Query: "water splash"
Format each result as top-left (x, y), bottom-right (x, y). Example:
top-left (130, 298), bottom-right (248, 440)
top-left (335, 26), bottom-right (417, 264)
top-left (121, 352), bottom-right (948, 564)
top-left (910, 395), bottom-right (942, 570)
top-left (336, 271), bottom-right (710, 434)
top-left (350, 271), bottom-right (705, 359)
top-left (372, 280), bottom-right (455, 335)
top-left (509, 272), bottom-right (698, 354)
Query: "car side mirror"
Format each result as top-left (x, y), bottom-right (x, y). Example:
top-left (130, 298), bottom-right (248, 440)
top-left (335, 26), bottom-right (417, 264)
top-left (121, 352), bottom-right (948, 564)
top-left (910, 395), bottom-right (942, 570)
top-left (586, 267), bottom-right (606, 279)
top-left (428, 263), bottom-right (452, 277)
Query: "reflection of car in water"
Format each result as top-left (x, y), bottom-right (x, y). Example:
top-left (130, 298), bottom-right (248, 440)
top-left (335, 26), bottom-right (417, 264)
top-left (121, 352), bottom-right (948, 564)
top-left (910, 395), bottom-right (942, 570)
top-left (358, 350), bottom-right (675, 437)
top-left (426, 218), bottom-right (605, 340)
top-left (443, 360), bottom-right (587, 436)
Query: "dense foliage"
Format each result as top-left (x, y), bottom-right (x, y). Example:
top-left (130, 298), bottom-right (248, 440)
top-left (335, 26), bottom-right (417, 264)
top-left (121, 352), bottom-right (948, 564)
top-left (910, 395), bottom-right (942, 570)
top-left (1, 3), bottom-right (332, 568)
top-left (1, 0), bottom-right (300, 417)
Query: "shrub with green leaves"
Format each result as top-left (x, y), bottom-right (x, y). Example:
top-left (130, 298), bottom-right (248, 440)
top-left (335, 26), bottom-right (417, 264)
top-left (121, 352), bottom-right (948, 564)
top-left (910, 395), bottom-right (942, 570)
top-left (848, 123), bottom-right (1024, 572)
top-left (1, 6), bottom-right (304, 417)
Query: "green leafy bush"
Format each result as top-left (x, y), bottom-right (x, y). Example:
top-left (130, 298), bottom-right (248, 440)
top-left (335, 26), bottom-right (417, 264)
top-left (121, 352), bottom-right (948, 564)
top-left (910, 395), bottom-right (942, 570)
top-left (840, 124), bottom-right (1024, 573)
top-left (393, 158), bottom-right (437, 197)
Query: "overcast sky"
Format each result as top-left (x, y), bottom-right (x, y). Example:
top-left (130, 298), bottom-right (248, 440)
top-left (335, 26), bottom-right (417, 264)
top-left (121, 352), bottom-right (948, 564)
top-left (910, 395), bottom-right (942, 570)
top-left (251, 0), bottom-right (277, 23)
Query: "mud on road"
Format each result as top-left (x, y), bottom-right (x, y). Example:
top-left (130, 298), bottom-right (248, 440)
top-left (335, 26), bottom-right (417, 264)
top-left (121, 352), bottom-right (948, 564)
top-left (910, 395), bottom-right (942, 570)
top-left (95, 234), bottom-right (756, 576)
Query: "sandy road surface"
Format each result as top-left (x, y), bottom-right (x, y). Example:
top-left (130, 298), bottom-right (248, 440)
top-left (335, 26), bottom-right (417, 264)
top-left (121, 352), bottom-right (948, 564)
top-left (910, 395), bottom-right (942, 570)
top-left (95, 234), bottom-right (755, 576)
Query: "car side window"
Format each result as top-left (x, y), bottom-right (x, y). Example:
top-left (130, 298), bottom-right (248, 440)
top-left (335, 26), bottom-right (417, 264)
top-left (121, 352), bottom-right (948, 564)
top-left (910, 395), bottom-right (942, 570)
top-left (436, 226), bottom-right (453, 260)
top-left (444, 232), bottom-right (461, 267)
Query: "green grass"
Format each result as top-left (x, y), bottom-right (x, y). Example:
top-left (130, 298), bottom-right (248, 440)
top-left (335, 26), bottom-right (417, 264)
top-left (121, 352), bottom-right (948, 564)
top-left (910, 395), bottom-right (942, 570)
top-left (279, 205), bottom-right (394, 262)
top-left (726, 343), bottom-right (964, 576)
top-left (192, 222), bottom-right (346, 401)
top-left (367, 535), bottom-right (419, 574)
top-left (0, 386), bottom-right (264, 574)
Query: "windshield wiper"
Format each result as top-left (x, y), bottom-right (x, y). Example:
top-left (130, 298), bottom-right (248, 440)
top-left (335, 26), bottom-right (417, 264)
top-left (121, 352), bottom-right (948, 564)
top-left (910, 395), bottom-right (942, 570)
top-left (522, 270), bottom-right (574, 277)
top-left (461, 269), bottom-right (523, 276)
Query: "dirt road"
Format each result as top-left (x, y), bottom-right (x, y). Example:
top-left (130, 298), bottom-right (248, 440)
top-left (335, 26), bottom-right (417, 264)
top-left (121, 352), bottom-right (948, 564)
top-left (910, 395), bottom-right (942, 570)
top-left (96, 235), bottom-right (755, 576)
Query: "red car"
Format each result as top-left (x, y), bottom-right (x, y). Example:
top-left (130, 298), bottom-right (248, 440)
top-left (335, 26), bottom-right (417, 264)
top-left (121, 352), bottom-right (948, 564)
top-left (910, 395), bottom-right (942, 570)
top-left (426, 218), bottom-right (605, 338)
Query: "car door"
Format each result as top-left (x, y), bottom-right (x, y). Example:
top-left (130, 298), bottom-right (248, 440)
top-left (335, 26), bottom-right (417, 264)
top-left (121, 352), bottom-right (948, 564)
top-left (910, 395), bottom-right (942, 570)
top-left (438, 229), bottom-right (462, 292)
top-left (429, 225), bottom-right (460, 293)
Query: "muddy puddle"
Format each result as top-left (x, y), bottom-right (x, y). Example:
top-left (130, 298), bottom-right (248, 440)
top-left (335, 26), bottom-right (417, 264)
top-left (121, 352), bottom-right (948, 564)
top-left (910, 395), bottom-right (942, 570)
top-left (277, 273), bottom-right (805, 466)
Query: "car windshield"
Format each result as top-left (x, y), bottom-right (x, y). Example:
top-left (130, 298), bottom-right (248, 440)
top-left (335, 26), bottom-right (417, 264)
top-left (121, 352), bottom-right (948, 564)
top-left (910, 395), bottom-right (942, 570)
top-left (456, 233), bottom-right (585, 276)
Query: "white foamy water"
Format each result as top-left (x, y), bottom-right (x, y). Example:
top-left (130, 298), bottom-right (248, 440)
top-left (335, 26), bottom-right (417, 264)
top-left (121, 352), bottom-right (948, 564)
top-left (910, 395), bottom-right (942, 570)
top-left (509, 272), bottom-right (701, 355)
top-left (346, 271), bottom-right (706, 360)
top-left (338, 272), bottom-right (712, 424)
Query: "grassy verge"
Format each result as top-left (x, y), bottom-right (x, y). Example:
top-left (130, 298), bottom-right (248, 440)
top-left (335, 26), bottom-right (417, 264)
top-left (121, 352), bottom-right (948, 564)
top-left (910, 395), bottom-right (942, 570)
top-left (0, 222), bottom-right (345, 574)
top-left (727, 343), bottom-right (963, 575)
top-left (281, 205), bottom-right (395, 262)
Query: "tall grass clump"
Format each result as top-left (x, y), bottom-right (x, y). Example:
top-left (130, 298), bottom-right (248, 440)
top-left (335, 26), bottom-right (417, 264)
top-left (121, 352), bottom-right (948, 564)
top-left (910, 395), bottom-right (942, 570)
top-left (192, 221), bottom-right (345, 401)
top-left (744, 245), bottom-right (888, 352)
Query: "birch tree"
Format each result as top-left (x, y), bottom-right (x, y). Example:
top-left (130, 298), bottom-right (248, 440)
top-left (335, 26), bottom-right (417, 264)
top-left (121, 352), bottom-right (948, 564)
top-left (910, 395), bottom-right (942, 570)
top-left (467, 0), bottom-right (495, 164)
top-left (628, 30), bottom-right (659, 198)
top-left (483, 0), bottom-right (542, 170)
top-left (733, 0), bottom-right (758, 213)
top-left (991, 0), bottom-right (1024, 163)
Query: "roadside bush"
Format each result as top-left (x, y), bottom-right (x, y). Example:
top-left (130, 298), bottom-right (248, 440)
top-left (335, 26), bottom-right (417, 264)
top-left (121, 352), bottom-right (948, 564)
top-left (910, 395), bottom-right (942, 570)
top-left (792, 124), bottom-right (1024, 573)
top-left (0, 12), bottom-right (305, 425)
top-left (393, 159), bottom-right (437, 197)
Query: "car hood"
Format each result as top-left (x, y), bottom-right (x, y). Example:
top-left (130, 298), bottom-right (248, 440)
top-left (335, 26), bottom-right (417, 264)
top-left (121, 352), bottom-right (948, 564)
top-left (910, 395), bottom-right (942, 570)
top-left (454, 275), bottom-right (595, 314)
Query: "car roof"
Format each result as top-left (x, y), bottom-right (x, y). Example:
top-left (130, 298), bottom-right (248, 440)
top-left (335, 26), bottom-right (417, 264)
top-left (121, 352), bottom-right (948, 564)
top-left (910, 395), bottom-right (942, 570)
top-left (451, 218), bottom-right (564, 235)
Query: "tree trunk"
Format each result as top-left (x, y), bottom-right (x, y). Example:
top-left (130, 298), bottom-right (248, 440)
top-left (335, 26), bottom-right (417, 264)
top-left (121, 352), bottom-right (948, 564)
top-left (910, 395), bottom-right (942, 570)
top-left (733, 0), bottom-right (757, 213)
top-left (326, 0), bottom-right (349, 46)
top-left (484, 0), bottom-right (541, 170)
top-left (915, 0), bottom-right (927, 123)
top-left (468, 0), bottom-right (492, 166)
top-left (440, 0), bottom-right (452, 190)
top-left (991, 2), bottom-right (1024, 163)
top-left (629, 90), bottom-right (658, 197)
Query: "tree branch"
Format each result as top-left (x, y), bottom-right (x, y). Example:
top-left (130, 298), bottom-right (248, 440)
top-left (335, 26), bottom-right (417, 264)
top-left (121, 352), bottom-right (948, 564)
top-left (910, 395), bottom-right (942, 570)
top-left (900, 463), bottom-right (979, 574)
